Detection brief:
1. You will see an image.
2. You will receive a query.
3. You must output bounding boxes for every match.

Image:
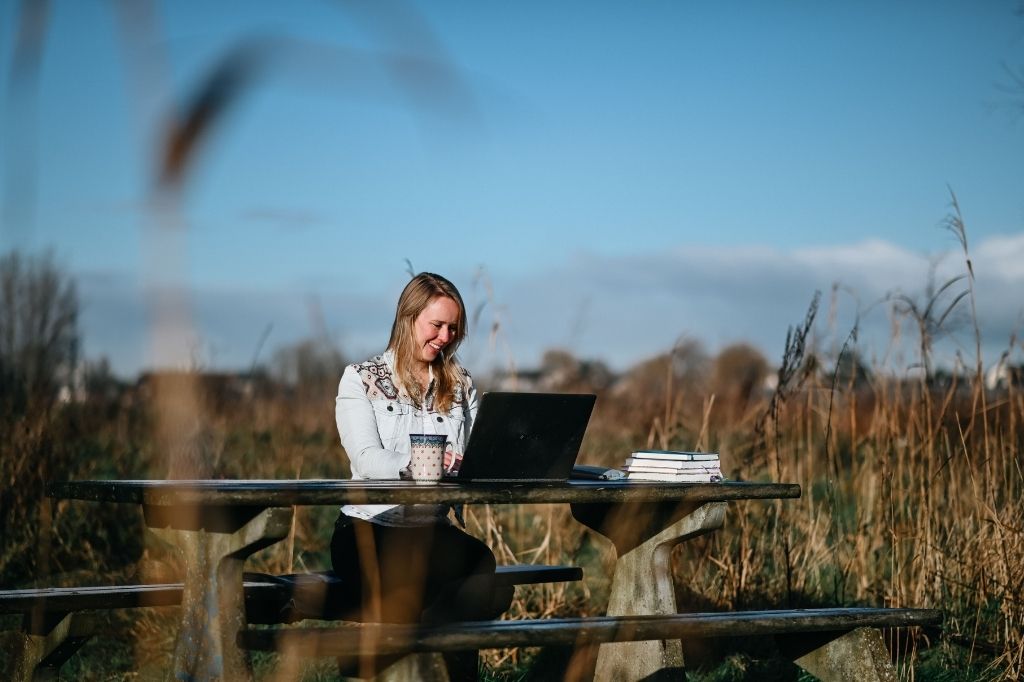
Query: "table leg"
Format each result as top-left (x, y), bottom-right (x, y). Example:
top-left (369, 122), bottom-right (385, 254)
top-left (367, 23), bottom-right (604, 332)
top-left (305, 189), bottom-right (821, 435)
top-left (571, 500), bottom-right (727, 681)
top-left (147, 506), bottom-right (293, 682)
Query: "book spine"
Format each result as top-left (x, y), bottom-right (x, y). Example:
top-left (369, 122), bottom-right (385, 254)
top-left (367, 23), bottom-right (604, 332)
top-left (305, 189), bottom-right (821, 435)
top-left (625, 458), bottom-right (721, 469)
top-left (630, 451), bottom-right (719, 461)
top-left (627, 472), bottom-right (723, 482)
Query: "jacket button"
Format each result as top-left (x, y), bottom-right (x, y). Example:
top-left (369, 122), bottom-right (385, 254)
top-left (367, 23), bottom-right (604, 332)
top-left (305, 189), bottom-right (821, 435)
top-left (436, 416), bottom-right (443, 423)
top-left (387, 405), bottom-right (394, 412)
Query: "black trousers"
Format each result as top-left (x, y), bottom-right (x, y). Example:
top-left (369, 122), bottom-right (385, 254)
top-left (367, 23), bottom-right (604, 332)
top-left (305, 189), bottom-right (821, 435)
top-left (331, 514), bottom-right (508, 624)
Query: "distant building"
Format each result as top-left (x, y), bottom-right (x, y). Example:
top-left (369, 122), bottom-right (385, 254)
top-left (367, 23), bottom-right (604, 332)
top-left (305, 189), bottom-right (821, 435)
top-left (985, 361), bottom-right (1024, 391)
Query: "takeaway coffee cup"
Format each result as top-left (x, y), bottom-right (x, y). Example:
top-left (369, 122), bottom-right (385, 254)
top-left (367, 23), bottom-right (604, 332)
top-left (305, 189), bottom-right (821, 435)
top-left (409, 434), bottom-right (447, 482)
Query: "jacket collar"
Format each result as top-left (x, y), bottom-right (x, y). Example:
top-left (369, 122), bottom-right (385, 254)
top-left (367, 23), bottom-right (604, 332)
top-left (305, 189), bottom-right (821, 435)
top-left (382, 348), bottom-right (396, 374)
top-left (382, 348), bottom-right (435, 406)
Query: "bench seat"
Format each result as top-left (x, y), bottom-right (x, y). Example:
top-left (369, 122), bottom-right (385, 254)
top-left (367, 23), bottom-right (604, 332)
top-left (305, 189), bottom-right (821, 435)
top-left (237, 607), bottom-right (942, 656)
top-left (0, 564), bottom-right (582, 623)
top-left (1, 564), bottom-right (582, 680)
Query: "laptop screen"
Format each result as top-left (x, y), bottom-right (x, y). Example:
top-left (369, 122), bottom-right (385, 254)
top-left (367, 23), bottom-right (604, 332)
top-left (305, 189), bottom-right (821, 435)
top-left (456, 392), bottom-right (596, 482)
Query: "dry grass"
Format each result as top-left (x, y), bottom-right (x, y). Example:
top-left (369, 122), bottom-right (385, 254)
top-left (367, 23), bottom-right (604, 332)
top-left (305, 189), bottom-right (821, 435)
top-left (3, 251), bottom-right (1023, 679)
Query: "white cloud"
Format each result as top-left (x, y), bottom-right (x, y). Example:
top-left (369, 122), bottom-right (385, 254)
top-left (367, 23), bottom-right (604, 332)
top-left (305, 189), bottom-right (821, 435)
top-left (973, 233), bottom-right (1024, 281)
top-left (483, 235), bottom-right (1024, 372)
top-left (75, 234), bottom-right (1024, 377)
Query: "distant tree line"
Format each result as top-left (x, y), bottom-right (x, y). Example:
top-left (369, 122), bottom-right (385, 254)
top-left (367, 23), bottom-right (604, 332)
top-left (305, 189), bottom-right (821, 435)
top-left (3, 248), bottom-right (1018, 416)
top-left (0, 250), bottom-right (79, 415)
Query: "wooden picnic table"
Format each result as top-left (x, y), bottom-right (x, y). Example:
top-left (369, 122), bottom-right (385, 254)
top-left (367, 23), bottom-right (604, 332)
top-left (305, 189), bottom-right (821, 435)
top-left (48, 478), bottom-right (800, 681)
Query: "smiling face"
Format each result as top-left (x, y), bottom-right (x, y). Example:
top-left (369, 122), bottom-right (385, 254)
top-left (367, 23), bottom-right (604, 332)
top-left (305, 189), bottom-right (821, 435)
top-left (413, 295), bottom-right (461, 366)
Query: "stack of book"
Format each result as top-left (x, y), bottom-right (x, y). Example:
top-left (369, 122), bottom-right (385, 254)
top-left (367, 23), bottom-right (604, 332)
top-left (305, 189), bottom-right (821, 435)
top-left (623, 450), bottom-right (723, 482)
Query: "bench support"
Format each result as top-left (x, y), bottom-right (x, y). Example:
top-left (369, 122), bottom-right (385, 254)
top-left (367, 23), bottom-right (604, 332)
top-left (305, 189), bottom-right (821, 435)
top-left (147, 505), bottom-right (293, 682)
top-left (787, 626), bottom-right (898, 682)
top-left (8, 612), bottom-right (92, 682)
top-left (571, 499), bottom-right (905, 681)
top-left (595, 500), bottom-right (726, 681)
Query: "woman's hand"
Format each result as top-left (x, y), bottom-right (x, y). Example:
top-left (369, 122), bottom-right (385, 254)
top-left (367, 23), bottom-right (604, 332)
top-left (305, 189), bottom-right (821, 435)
top-left (444, 444), bottom-right (463, 474)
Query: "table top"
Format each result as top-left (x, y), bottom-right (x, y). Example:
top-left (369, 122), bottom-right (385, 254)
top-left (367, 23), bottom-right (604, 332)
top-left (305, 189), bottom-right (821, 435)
top-left (47, 478), bottom-right (801, 507)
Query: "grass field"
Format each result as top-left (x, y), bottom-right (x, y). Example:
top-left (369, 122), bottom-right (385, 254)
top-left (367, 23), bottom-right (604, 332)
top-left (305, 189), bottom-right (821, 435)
top-left (2, 239), bottom-right (1022, 679)
top-left (2, 341), bottom-right (1021, 680)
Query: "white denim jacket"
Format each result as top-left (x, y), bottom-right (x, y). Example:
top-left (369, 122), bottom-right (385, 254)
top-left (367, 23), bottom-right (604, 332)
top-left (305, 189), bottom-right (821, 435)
top-left (335, 349), bottom-right (478, 525)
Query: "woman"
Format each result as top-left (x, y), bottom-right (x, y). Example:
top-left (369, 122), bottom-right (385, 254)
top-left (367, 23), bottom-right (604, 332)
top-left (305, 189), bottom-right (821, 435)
top-left (331, 272), bottom-right (506, 626)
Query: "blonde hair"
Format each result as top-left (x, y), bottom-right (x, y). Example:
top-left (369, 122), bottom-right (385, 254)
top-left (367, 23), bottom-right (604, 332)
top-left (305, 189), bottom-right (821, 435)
top-left (388, 273), bottom-right (468, 413)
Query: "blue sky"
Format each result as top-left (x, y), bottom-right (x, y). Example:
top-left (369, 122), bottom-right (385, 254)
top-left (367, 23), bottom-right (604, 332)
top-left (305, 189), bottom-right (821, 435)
top-left (2, 0), bottom-right (1023, 377)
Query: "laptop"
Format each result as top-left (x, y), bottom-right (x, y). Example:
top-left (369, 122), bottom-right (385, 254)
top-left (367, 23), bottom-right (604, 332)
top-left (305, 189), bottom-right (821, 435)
top-left (456, 392), bottom-right (597, 482)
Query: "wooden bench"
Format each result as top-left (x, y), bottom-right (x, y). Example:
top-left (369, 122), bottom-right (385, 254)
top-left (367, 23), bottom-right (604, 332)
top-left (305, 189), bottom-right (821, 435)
top-left (0, 564), bottom-right (582, 680)
top-left (237, 606), bottom-right (943, 681)
top-left (39, 477), bottom-right (811, 680)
